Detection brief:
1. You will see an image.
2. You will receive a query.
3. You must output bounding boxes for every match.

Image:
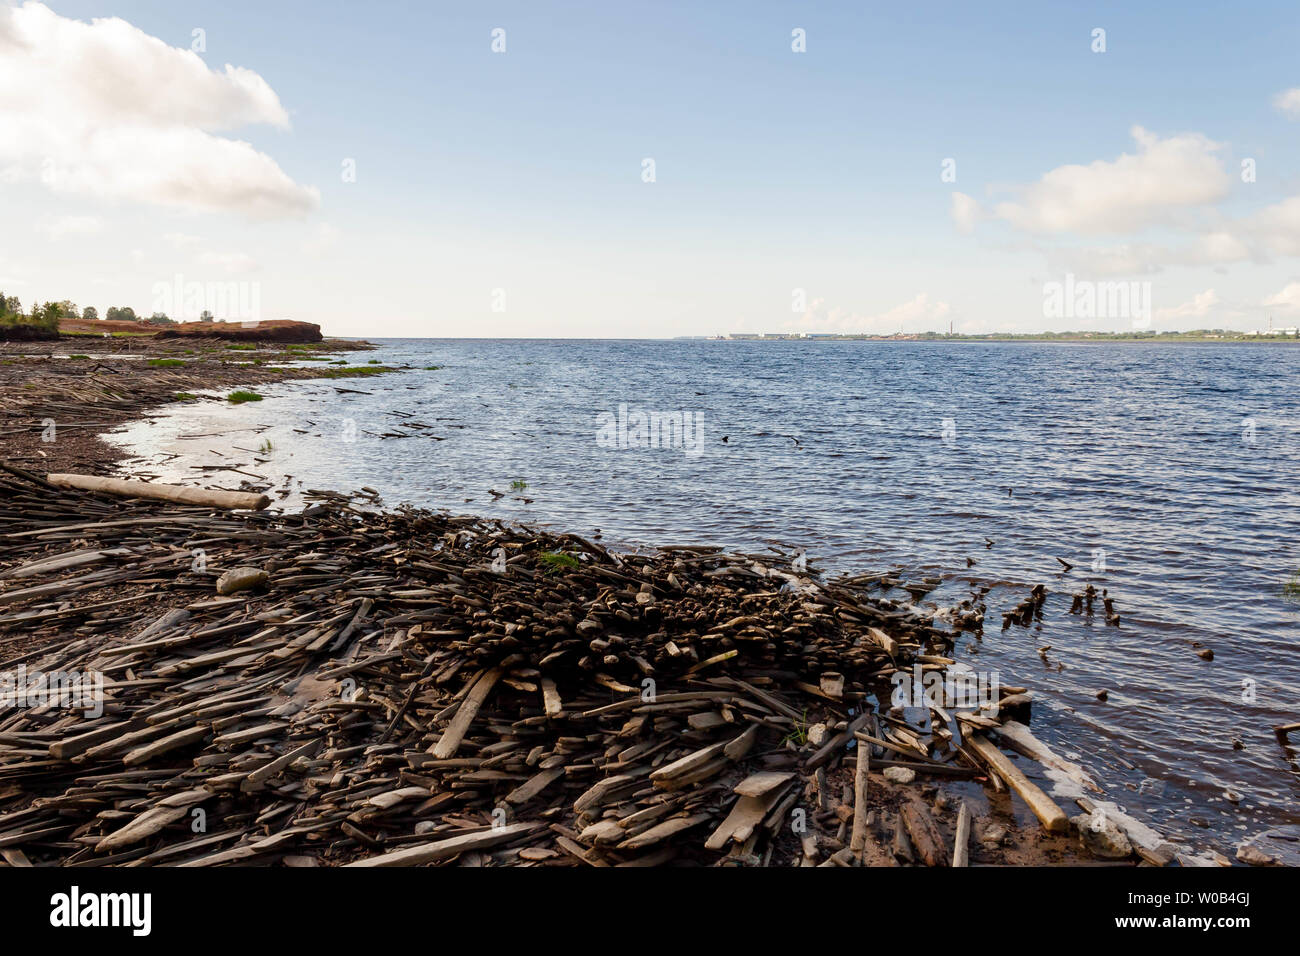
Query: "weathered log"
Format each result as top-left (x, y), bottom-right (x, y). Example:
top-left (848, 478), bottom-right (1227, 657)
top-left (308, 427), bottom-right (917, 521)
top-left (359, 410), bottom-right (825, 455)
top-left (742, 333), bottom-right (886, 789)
top-left (45, 473), bottom-right (270, 510)
top-left (968, 735), bottom-right (1068, 833)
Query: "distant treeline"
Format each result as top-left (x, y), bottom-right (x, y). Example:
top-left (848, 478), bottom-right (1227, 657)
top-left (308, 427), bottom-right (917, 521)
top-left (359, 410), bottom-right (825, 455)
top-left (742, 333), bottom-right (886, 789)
top-left (0, 292), bottom-right (217, 328)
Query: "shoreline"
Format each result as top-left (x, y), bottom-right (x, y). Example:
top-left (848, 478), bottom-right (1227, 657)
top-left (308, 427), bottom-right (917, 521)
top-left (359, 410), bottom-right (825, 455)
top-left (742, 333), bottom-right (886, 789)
top-left (0, 345), bottom-right (1255, 867)
top-left (0, 336), bottom-right (380, 475)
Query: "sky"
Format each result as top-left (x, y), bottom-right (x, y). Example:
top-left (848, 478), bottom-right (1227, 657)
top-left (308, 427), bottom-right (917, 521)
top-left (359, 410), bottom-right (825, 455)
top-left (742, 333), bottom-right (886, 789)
top-left (4, 0), bottom-right (1300, 338)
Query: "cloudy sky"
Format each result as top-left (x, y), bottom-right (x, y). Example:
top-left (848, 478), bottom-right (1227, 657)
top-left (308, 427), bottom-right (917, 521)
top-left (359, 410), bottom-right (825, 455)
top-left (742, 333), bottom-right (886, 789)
top-left (3, 1), bottom-right (1300, 337)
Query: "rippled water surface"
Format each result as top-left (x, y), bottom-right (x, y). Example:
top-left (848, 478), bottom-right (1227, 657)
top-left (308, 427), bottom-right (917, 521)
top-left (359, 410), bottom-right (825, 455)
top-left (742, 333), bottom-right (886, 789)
top-left (111, 339), bottom-right (1300, 855)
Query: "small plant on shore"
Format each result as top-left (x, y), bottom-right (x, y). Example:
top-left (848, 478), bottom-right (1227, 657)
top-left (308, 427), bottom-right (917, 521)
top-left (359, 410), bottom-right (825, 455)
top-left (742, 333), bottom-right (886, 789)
top-left (367, 359), bottom-right (381, 364)
top-left (174, 392), bottom-right (198, 401)
top-left (68, 354), bottom-right (90, 360)
top-left (510, 479), bottom-right (527, 491)
top-left (258, 439), bottom-right (273, 454)
top-left (147, 358), bottom-right (185, 368)
top-left (227, 389), bottom-right (263, 404)
top-left (783, 709), bottom-right (810, 747)
top-left (319, 366), bottom-right (387, 378)
top-left (538, 551), bottom-right (580, 574)
top-left (225, 343), bottom-right (256, 351)
top-left (424, 365), bottom-right (443, 370)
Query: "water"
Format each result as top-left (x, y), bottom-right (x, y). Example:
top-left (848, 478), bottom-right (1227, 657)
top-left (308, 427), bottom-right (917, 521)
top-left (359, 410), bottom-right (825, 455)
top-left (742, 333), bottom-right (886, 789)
top-left (110, 339), bottom-right (1300, 857)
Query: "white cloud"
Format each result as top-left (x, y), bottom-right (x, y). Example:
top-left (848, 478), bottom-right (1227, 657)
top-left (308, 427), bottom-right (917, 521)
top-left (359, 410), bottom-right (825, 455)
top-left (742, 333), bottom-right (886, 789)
top-left (1047, 243), bottom-right (1165, 278)
top-left (869, 293), bottom-right (952, 330)
top-left (985, 126), bottom-right (1230, 235)
top-left (1262, 282), bottom-right (1300, 311)
top-left (1155, 289), bottom-right (1218, 321)
top-left (1240, 196), bottom-right (1300, 257)
top-left (40, 214), bottom-right (103, 240)
top-left (1190, 231), bottom-right (1251, 264)
top-left (163, 232), bottom-right (203, 246)
top-left (950, 192), bottom-right (981, 234)
top-left (197, 251), bottom-right (261, 274)
top-left (302, 222), bottom-right (341, 256)
top-left (796, 293), bottom-right (952, 333)
top-left (0, 2), bottom-right (318, 218)
top-left (1047, 230), bottom-right (1254, 278)
top-left (1274, 88), bottom-right (1300, 119)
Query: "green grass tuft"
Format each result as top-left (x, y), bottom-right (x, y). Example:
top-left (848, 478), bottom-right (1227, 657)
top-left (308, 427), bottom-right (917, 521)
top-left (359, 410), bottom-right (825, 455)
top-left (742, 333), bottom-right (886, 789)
top-left (538, 551), bottom-right (580, 574)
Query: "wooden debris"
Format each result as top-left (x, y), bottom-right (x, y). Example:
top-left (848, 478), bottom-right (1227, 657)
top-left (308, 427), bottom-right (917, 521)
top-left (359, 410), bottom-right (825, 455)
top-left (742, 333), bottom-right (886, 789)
top-left (0, 469), bottom-right (1145, 866)
top-left (952, 800), bottom-right (971, 867)
top-left (46, 473), bottom-right (270, 510)
top-left (968, 735), bottom-right (1069, 833)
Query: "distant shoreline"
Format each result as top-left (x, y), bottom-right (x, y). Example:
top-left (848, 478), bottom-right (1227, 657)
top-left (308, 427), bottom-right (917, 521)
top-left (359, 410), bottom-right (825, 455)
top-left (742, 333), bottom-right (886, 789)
top-left (688, 334), bottom-right (1300, 345)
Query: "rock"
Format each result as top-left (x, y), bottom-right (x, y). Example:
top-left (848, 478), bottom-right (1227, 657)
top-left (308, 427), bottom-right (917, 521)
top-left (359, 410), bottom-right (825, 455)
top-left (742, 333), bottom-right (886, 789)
top-left (1236, 843), bottom-right (1279, 866)
top-left (979, 822), bottom-right (1008, 846)
top-left (1071, 812), bottom-right (1132, 859)
top-left (1197, 648), bottom-right (1214, 661)
top-left (1234, 826), bottom-right (1300, 866)
top-left (1095, 689), bottom-right (1109, 701)
top-left (156, 319), bottom-right (323, 343)
top-left (216, 566), bottom-right (269, 595)
top-left (0, 323), bottom-right (59, 342)
top-left (807, 723), bottom-right (828, 746)
top-left (883, 766), bottom-right (916, 785)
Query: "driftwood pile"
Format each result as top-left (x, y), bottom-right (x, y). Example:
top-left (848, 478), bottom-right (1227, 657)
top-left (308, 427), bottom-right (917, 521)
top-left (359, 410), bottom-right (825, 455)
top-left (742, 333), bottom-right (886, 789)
top-left (0, 468), bottom-right (1104, 867)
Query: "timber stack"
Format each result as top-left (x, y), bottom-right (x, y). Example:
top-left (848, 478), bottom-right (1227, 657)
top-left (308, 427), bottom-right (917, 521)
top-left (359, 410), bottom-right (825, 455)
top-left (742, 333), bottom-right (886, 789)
top-left (0, 468), bottom-right (1148, 867)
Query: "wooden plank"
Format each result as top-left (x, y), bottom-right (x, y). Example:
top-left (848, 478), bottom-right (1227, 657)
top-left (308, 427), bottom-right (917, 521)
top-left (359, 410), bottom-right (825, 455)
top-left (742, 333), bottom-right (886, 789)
top-left (952, 800), bottom-right (971, 867)
top-left (506, 768), bottom-right (564, 805)
top-left (849, 738), bottom-right (871, 854)
top-left (344, 822), bottom-right (540, 867)
top-left (994, 720), bottom-right (1101, 793)
top-left (540, 677), bottom-right (562, 717)
top-left (733, 771), bottom-right (795, 798)
top-left (45, 474), bottom-right (270, 510)
top-left (901, 798), bottom-right (948, 866)
top-left (617, 813), bottom-right (711, 851)
top-left (969, 734), bottom-right (1068, 833)
top-left (430, 668), bottom-right (502, 759)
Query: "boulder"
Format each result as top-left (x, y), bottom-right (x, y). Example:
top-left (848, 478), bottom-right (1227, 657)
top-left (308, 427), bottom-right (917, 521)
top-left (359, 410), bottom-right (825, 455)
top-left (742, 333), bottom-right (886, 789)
top-left (1071, 811), bottom-right (1132, 859)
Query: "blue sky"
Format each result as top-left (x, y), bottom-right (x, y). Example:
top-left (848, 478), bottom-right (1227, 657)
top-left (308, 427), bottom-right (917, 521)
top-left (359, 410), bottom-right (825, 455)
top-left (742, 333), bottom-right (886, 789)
top-left (5, 1), bottom-right (1300, 336)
